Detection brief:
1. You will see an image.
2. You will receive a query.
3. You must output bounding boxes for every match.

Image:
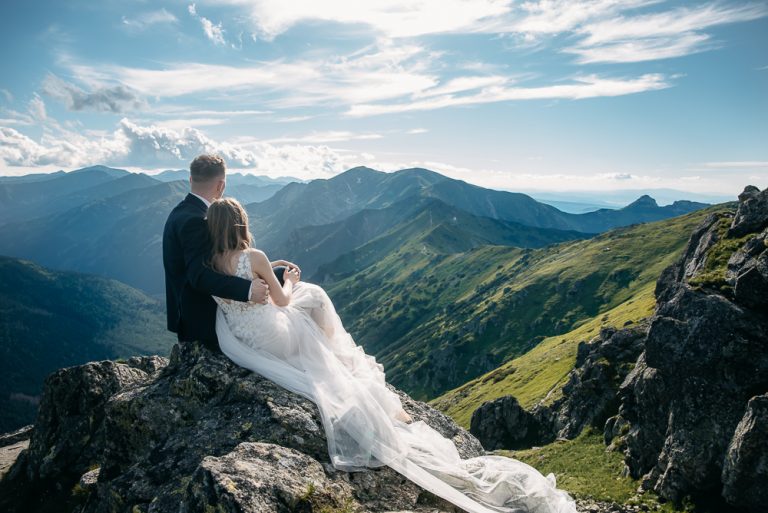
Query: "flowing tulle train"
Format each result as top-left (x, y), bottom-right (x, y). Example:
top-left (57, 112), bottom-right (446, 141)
top-left (213, 254), bottom-right (576, 513)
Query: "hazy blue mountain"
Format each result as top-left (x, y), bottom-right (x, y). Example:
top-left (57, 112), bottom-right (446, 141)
top-left (153, 169), bottom-right (299, 187)
top-left (530, 199), bottom-right (617, 214)
top-left (0, 166), bottom-right (135, 223)
top-left (153, 170), bottom-right (291, 204)
top-left (0, 165), bottom-right (710, 299)
top-left (0, 171), bottom-right (66, 183)
top-left (272, 196), bottom-right (590, 279)
top-left (0, 180), bottom-right (187, 295)
top-left (248, 166), bottom-right (710, 254)
top-left (523, 188), bottom-right (732, 208)
top-left (0, 256), bottom-right (175, 431)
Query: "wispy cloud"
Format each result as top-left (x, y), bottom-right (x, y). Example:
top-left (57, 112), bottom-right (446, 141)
top-left (227, 0), bottom-right (511, 40)
top-left (702, 161), bottom-right (768, 169)
top-left (407, 128), bottom-right (429, 134)
top-left (506, 0), bottom-right (660, 36)
top-left (346, 73), bottom-right (671, 117)
top-left (262, 131), bottom-right (384, 144)
top-left (28, 94), bottom-right (47, 122)
top-left (121, 9), bottom-right (178, 32)
top-left (42, 73), bottom-right (147, 113)
top-left (60, 43), bottom-right (439, 109)
top-left (566, 2), bottom-right (768, 63)
top-left (188, 3), bottom-right (226, 45)
top-left (276, 115), bottom-right (314, 123)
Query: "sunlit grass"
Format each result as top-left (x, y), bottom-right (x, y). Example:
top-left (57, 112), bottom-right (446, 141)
top-left (430, 283), bottom-right (656, 429)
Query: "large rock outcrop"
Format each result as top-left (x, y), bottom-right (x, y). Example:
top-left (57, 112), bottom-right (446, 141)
top-left (470, 322), bottom-right (647, 451)
top-left (604, 186), bottom-right (768, 511)
top-left (0, 341), bottom-right (484, 513)
top-left (470, 186), bottom-right (767, 511)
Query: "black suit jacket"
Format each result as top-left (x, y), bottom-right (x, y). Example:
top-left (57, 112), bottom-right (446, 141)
top-left (162, 193), bottom-right (251, 349)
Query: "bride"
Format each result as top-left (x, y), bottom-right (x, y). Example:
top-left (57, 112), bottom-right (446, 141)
top-left (206, 197), bottom-right (577, 513)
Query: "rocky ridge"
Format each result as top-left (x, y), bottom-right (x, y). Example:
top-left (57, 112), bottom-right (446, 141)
top-left (0, 341), bottom-right (486, 513)
top-left (469, 186), bottom-right (768, 512)
top-left (604, 185), bottom-right (768, 511)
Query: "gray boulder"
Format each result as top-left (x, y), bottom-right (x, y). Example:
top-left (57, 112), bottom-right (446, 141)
top-left (728, 185), bottom-right (768, 237)
top-left (721, 394), bottom-right (768, 513)
top-left (0, 341), bottom-right (484, 513)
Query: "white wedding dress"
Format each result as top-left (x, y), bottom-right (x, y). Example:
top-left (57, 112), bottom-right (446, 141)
top-left (213, 251), bottom-right (577, 513)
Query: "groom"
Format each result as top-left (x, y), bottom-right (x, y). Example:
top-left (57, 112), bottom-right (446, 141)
top-left (162, 154), bottom-right (268, 354)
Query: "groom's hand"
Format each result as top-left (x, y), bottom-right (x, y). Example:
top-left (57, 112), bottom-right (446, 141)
top-left (249, 278), bottom-right (269, 304)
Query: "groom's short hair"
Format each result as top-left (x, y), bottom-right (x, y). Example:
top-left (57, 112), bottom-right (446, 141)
top-left (190, 154), bottom-right (226, 183)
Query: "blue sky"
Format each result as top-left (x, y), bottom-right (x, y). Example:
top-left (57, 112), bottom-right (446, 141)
top-left (0, 0), bottom-right (766, 195)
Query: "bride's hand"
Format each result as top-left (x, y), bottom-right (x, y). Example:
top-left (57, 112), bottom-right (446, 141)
top-left (285, 267), bottom-right (300, 284)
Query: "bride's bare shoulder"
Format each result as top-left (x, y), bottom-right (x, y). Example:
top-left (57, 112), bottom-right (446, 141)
top-left (245, 248), bottom-right (269, 267)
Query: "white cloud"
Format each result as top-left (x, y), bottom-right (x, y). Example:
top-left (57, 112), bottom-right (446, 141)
top-left (0, 126), bottom-right (127, 168)
top-left (0, 119), bottom-right (365, 180)
top-left (210, 0), bottom-right (512, 40)
top-left (598, 172), bottom-right (635, 180)
top-left (189, 3), bottom-right (226, 45)
top-left (122, 9), bottom-right (178, 31)
top-left (263, 131), bottom-right (384, 144)
top-left (507, 0), bottom-right (659, 36)
top-left (42, 73), bottom-right (147, 113)
top-left (28, 95), bottom-right (47, 122)
top-left (407, 128), bottom-right (429, 134)
top-left (276, 115), bottom-right (314, 123)
top-left (346, 73), bottom-right (671, 116)
top-left (566, 2), bottom-right (768, 63)
top-left (62, 43), bottom-right (439, 110)
top-left (414, 75), bottom-right (509, 98)
top-left (0, 89), bottom-right (13, 103)
top-left (203, 0), bottom-right (767, 66)
top-left (566, 32), bottom-right (713, 64)
top-left (577, 2), bottom-right (767, 45)
top-left (702, 161), bottom-right (768, 169)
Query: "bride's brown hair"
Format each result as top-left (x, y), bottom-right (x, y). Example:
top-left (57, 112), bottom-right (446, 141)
top-left (206, 197), bottom-right (252, 274)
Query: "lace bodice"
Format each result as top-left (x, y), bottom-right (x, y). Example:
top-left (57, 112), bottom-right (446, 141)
top-left (212, 251), bottom-right (261, 316)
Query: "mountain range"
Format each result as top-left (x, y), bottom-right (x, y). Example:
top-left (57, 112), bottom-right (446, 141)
top-left (324, 203), bottom-right (725, 400)
top-left (0, 165), bottom-right (709, 298)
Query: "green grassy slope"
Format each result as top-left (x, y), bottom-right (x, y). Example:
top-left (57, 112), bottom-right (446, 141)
top-left (496, 428), bottom-right (685, 510)
top-left (0, 256), bottom-right (175, 432)
top-left (430, 282), bottom-right (656, 429)
top-left (328, 203), bottom-right (731, 401)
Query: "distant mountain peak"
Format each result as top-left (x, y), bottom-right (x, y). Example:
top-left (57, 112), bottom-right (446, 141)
top-left (626, 194), bottom-right (659, 209)
top-left (339, 166), bottom-right (381, 176)
top-left (69, 165), bottom-right (129, 177)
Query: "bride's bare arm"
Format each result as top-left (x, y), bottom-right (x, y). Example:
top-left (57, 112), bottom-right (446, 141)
top-left (248, 249), bottom-right (294, 306)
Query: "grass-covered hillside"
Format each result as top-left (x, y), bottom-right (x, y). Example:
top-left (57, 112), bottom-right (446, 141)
top-left (430, 282), bottom-right (656, 429)
top-left (0, 256), bottom-right (175, 432)
top-left (329, 203), bottom-right (732, 401)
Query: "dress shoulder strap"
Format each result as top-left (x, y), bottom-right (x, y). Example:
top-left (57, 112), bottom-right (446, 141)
top-left (235, 250), bottom-right (253, 280)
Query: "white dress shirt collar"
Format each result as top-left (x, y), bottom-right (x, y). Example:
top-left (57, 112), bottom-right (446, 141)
top-left (190, 192), bottom-right (212, 209)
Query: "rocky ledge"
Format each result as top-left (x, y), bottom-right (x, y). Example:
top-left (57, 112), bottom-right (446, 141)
top-left (0, 342), bottom-right (485, 513)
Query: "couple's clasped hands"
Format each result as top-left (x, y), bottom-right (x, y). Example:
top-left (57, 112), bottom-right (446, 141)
top-left (248, 260), bottom-right (301, 304)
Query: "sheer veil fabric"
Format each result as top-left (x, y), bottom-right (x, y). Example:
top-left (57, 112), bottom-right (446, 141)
top-left (213, 251), bottom-right (577, 513)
